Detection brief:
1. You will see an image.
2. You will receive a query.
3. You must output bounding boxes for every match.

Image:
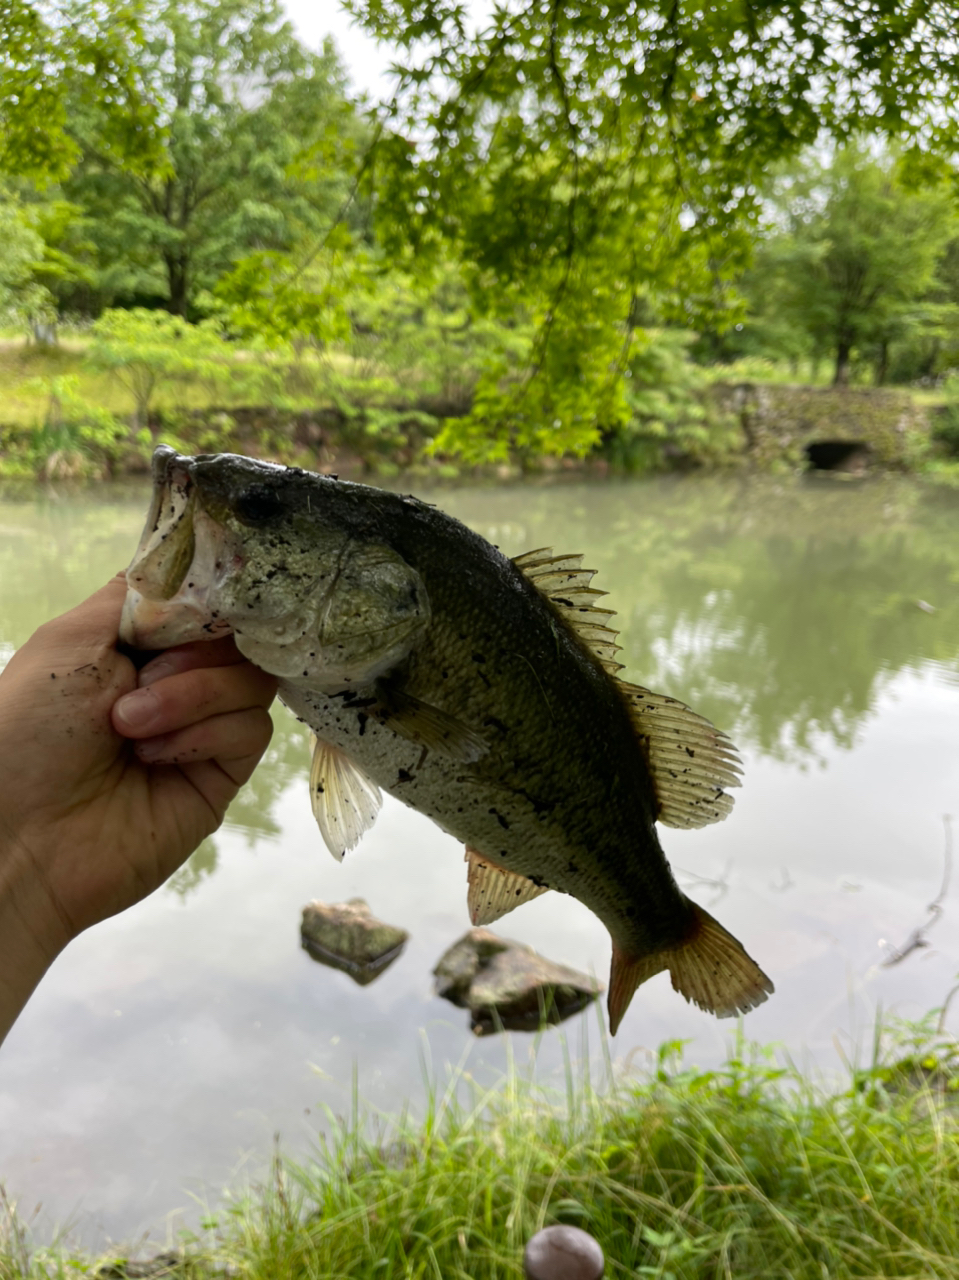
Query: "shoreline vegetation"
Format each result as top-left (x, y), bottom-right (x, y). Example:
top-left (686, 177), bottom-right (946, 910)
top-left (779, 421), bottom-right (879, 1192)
top-left (1, 328), bottom-right (958, 487)
top-left (5, 1018), bottom-right (959, 1278)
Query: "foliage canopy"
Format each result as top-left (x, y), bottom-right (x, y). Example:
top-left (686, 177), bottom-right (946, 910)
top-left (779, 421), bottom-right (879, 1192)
top-left (344, 0), bottom-right (959, 454)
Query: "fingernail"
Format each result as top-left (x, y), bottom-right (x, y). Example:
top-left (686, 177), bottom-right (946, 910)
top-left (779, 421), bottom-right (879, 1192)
top-left (138, 659), bottom-right (174, 688)
top-left (115, 688), bottom-right (160, 732)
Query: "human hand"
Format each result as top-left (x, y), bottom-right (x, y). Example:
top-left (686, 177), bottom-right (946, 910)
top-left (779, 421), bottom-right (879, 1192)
top-left (0, 575), bottom-right (277, 1041)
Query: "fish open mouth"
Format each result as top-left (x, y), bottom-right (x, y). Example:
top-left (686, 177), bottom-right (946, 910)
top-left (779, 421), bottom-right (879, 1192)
top-left (120, 447), bottom-right (237, 649)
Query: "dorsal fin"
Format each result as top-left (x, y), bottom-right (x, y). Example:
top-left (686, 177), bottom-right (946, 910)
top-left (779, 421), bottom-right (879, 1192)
top-left (619, 684), bottom-right (742, 828)
top-left (513, 547), bottom-right (741, 829)
top-left (465, 846), bottom-right (549, 924)
top-left (512, 547), bottom-right (623, 674)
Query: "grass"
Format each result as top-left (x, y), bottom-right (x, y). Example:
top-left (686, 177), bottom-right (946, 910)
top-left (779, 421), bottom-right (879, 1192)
top-left (5, 1017), bottom-right (959, 1279)
top-left (0, 331), bottom-right (952, 479)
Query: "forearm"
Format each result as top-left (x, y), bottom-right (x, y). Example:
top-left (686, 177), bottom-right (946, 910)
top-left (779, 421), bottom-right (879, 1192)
top-left (0, 835), bottom-right (69, 1046)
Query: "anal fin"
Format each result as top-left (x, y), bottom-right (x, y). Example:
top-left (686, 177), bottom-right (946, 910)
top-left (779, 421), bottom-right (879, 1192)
top-left (465, 846), bottom-right (549, 925)
top-left (309, 733), bottom-right (382, 861)
top-left (607, 900), bottom-right (773, 1033)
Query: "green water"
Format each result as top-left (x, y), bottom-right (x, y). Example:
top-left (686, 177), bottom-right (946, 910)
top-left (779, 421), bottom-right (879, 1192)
top-left (1, 472), bottom-right (958, 1246)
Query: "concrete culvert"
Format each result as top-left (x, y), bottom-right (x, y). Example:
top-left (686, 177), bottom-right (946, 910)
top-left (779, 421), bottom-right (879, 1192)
top-left (805, 440), bottom-right (871, 472)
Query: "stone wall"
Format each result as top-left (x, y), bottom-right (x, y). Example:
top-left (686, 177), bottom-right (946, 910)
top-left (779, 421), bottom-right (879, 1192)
top-left (710, 383), bottom-right (929, 468)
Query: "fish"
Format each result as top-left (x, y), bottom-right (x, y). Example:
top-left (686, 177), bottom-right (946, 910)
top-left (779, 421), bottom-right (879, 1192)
top-left (121, 446), bottom-right (773, 1032)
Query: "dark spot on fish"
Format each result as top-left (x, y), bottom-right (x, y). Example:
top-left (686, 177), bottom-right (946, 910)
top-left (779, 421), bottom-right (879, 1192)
top-left (685, 746), bottom-right (695, 757)
top-left (357, 712), bottom-right (368, 736)
top-left (234, 485), bottom-right (284, 525)
top-left (315, 783), bottom-right (324, 793)
top-left (500, 851), bottom-right (510, 860)
top-left (397, 768), bottom-right (413, 783)
top-left (441, 670), bottom-right (449, 680)
top-left (566, 861), bottom-right (579, 874)
top-left (302, 670), bottom-right (309, 677)
top-left (50, 673), bottom-right (55, 679)
top-left (513, 787), bottom-right (555, 816)
top-left (309, 652), bottom-right (316, 658)
top-left (472, 651), bottom-right (486, 664)
top-left (553, 596), bottom-right (574, 607)
top-left (484, 716), bottom-right (508, 735)
top-left (529, 874), bottom-right (548, 888)
top-left (477, 671), bottom-right (491, 688)
top-left (488, 808), bottom-right (510, 830)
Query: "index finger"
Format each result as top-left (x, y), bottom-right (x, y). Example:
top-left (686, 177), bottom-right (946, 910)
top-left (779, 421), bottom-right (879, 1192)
top-left (137, 636), bottom-right (247, 688)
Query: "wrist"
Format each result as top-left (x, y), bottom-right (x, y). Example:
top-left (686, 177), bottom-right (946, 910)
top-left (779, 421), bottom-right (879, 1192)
top-left (0, 831), bottom-right (72, 1045)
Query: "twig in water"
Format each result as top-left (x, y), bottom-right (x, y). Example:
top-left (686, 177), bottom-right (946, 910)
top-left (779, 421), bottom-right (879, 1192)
top-left (882, 815), bottom-right (952, 967)
top-left (676, 860), bottom-right (731, 905)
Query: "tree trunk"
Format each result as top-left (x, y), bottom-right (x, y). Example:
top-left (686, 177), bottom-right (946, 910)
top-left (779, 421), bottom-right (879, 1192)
top-left (874, 339), bottom-right (889, 386)
top-left (164, 252), bottom-right (190, 317)
top-left (833, 339), bottom-right (852, 386)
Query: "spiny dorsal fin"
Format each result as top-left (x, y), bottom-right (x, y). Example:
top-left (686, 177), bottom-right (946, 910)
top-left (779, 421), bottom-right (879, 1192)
top-left (513, 547), bottom-right (741, 827)
top-left (512, 547), bottom-right (623, 674)
top-left (465, 846), bottom-right (549, 925)
top-left (619, 684), bottom-right (742, 828)
top-left (309, 734), bottom-right (382, 860)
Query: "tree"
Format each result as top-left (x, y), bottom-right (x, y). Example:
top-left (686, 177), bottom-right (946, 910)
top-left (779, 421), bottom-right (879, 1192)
top-left (0, 190), bottom-right (51, 330)
top-left (60, 0), bottom-right (362, 316)
top-left (753, 148), bottom-right (956, 385)
top-left (0, 0), bottom-right (162, 179)
top-left (344, 0), bottom-right (959, 456)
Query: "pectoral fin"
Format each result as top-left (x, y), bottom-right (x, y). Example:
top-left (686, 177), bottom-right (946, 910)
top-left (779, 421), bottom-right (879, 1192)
top-left (309, 734), bottom-right (382, 861)
top-left (465, 846), bottom-right (549, 925)
top-left (377, 686), bottom-right (487, 763)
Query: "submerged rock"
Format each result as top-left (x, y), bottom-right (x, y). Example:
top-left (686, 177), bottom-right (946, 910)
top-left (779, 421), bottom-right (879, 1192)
top-left (301, 899), bottom-right (408, 986)
top-left (433, 928), bottom-right (603, 1035)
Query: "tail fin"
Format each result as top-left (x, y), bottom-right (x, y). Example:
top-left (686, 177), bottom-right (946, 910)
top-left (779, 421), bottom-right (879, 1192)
top-left (608, 901), bottom-right (773, 1034)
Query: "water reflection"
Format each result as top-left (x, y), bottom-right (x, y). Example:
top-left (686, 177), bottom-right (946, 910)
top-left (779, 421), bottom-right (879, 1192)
top-left (450, 474), bottom-right (959, 763)
top-left (1, 472), bottom-right (958, 1248)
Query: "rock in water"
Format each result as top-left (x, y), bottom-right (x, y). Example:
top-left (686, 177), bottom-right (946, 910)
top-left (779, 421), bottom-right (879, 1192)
top-left (434, 928), bottom-right (603, 1035)
top-left (524, 1226), bottom-right (605, 1280)
top-left (301, 899), bottom-right (408, 986)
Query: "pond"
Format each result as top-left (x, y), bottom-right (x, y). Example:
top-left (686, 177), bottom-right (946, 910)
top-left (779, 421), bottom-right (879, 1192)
top-left (1, 471), bottom-right (958, 1250)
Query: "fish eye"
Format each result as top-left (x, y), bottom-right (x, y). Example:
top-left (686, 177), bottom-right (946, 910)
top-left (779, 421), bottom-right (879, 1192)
top-left (234, 485), bottom-right (284, 525)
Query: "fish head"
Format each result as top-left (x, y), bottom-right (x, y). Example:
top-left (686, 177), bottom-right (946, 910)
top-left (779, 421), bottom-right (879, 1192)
top-left (121, 447), bottom-right (430, 687)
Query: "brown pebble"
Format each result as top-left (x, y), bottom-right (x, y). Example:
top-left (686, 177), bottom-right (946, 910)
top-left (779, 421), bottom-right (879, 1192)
top-left (523, 1225), bottom-right (604, 1280)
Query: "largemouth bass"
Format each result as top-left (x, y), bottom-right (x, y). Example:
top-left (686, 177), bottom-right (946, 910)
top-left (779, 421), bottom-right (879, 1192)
top-left (121, 447), bottom-right (773, 1032)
